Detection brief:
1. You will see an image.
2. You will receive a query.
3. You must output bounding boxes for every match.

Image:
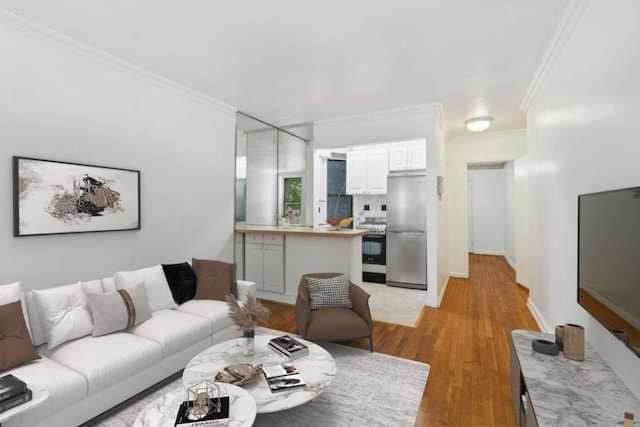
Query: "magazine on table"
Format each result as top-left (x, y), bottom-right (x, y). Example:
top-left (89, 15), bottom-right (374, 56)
top-left (268, 335), bottom-right (309, 359)
top-left (262, 363), bottom-right (307, 393)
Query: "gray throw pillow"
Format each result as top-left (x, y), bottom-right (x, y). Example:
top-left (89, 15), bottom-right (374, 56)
top-left (86, 282), bottom-right (152, 336)
top-left (306, 274), bottom-right (352, 310)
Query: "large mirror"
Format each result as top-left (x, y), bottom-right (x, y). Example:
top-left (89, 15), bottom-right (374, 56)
top-left (235, 113), bottom-right (310, 226)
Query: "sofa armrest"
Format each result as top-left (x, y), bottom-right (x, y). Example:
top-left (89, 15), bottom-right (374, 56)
top-left (236, 280), bottom-right (256, 303)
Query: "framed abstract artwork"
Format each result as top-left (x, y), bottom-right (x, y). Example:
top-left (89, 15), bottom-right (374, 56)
top-left (13, 156), bottom-right (141, 236)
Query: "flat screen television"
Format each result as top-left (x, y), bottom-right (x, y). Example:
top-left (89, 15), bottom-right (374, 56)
top-left (578, 186), bottom-right (640, 357)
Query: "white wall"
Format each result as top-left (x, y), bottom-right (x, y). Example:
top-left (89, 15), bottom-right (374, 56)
top-left (504, 161), bottom-right (516, 267)
top-left (468, 168), bottom-right (506, 255)
top-left (314, 104), bottom-right (447, 307)
top-left (0, 15), bottom-right (236, 291)
top-left (525, 0), bottom-right (640, 398)
top-left (446, 130), bottom-right (527, 278)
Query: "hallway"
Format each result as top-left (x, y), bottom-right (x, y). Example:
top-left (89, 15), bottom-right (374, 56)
top-left (263, 254), bottom-right (540, 426)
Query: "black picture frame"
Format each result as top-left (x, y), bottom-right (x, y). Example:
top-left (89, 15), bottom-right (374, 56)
top-left (13, 156), bottom-right (141, 237)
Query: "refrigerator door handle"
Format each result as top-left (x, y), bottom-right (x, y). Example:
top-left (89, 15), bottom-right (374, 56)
top-left (387, 228), bottom-right (426, 234)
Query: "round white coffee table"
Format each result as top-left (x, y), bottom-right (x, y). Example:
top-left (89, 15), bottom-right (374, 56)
top-left (183, 330), bottom-right (336, 413)
top-left (133, 382), bottom-right (256, 427)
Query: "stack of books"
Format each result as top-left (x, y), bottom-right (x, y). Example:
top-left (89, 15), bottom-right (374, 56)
top-left (174, 395), bottom-right (230, 427)
top-left (262, 363), bottom-right (307, 393)
top-left (0, 374), bottom-right (32, 413)
top-left (268, 335), bottom-right (309, 360)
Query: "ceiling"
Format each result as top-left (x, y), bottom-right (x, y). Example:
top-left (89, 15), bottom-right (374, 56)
top-left (0, 0), bottom-right (570, 138)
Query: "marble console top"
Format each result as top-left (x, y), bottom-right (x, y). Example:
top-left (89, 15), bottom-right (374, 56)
top-left (133, 382), bottom-right (256, 427)
top-left (511, 330), bottom-right (640, 426)
top-left (183, 330), bottom-right (336, 413)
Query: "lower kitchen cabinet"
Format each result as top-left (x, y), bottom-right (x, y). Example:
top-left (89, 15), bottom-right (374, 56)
top-left (245, 233), bottom-right (285, 293)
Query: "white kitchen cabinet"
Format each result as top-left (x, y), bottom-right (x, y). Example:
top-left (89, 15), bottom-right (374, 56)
top-left (346, 148), bottom-right (388, 194)
top-left (244, 233), bottom-right (285, 293)
top-left (388, 140), bottom-right (426, 171)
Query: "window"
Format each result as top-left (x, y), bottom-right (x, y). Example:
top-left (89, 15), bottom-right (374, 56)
top-left (284, 177), bottom-right (302, 224)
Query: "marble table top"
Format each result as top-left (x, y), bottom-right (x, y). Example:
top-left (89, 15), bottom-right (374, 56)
top-left (512, 330), bottom-right (640, 426)
top-left (183, 330), bottom-right (336, 413)
top-left (133, 382), bottom-right (256, 427)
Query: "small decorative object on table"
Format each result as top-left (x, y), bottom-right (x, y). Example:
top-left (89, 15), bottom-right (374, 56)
top-left (562, 323), bottom-right (585, 361)
top-left (214, 364), bottom-right (263, 386)
top-left (225, 293), bottom-right (270, 356)
top-left (268, 335), bottom-right (309, 360)
top-left (262, 363), bottom-right (307, 393)
top-left (175, 380), bottom-right (229, 426)
top-left (326, 216), bottom-right (353, 230)
top-left (531, 339), bottom-right (560, 356)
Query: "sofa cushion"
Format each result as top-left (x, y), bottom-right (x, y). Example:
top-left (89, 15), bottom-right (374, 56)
top-left (128, 309), bottom-right (211, 357)
top-left (41, 332), bottom-right (162, 395)
top-left (7, 356), bottom-right (87, 427)
top-left (101, 277), bottom-right (117, 292)
top-left (306, 274), bottom-right (352, 309)
top-left (0, 281), bottom-right (31, 337)
top-left (32, 282), bottom-right (94, 349)
top-left (177, 299), bottom-right (235, 334)
top-left (192, 259), bottom-right (236, 301)
top-left (162, 262), bottom-right (197, 304)
top-left (86, 282), bottom-right (152, 336)
top-left (115, 265), bottom-right (177, 312)
top-left (0, 301), bottom-right (41, 370)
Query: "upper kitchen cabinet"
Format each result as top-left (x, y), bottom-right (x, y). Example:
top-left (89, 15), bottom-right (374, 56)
top-left (388, 139), bottom-right (427, 171)
top-left (346, 148), bottom-right (388, 195)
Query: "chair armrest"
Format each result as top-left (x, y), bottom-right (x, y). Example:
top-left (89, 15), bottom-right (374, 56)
top-left (350, 283), bottom-right (372, 327)
top-left (295, 286), bottom-right (311, 338)
top-left (236, 280), bottom-right (256, 303)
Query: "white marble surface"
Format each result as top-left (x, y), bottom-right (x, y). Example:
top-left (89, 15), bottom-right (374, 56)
top-left (512, 330), bottom-right (640, 426)
top-left (183, 330), bottom-right (336, 413)
top-left (133, 382), bottom-right (256, 427)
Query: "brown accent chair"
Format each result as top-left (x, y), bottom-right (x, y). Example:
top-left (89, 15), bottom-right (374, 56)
top-left (295, 273), bottom-right (373, 352)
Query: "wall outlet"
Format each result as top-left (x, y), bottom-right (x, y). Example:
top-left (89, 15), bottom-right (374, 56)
top-left (364, 204), bottom-right (370, 211)
top-left (381, 204), bottom-right (386, 211)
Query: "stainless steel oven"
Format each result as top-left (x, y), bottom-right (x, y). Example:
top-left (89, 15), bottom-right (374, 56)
top-left (362, 233), bottom-right (386, 283)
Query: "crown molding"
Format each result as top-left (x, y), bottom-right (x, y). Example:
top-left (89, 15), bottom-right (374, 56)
top-left (0, 9), bottom-right (236, 115)
top-left (520, 0), bottom-right (590, 113)
top-left (314, 102), bottom-right (442, 129)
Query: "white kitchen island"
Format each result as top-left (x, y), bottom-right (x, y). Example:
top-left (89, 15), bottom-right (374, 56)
top-left (235, 225), bottom-right (368, 304)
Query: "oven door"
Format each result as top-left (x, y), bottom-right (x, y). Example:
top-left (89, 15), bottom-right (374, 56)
top-left (362, 234), bottom-right (386, 265)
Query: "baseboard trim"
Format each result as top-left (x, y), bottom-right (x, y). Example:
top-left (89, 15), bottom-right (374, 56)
top-left (437, 276), bottom-right (451, 307)
top-left (448, 272), bottom-right (468, 279)
top-left (504, 254), bottom-right (516, 270)
top-left (526, 298), bottom-right (552, 333)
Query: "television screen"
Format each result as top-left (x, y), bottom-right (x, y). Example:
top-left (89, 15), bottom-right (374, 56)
top-left (578, 186), bottom-right (640, 357)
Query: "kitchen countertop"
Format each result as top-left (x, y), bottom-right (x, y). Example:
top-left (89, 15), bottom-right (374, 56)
top-left (235, 224), bottom-right (369, 238)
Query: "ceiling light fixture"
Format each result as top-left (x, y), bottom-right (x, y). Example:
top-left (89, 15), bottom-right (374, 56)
top-left (464, 116), bottom-right (494, 132)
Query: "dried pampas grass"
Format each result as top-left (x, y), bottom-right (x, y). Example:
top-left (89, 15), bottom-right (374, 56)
top-left (225, 293), bottom-right (270, 332)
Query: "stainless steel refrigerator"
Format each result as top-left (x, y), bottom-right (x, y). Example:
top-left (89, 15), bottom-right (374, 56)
top-left (386, 172), bottom-right (427, 289)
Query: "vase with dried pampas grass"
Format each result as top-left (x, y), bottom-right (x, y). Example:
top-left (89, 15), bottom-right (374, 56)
top-left (225, 293), bottom-right (270, 356)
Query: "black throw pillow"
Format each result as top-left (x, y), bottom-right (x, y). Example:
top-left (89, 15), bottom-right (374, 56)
top-left (162, 262), bottom-right (197, 304)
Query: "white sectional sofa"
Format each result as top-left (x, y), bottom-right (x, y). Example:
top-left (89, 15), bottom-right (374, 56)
top-left (0, 263), bottom-right (255, 427)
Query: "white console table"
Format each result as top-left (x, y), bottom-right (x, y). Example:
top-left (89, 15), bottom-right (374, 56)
top-left (510, 330), bottom-right (640, 426)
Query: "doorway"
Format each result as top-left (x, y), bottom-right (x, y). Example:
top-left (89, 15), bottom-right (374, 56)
top-left (467, 161), bottom-right (516, 269)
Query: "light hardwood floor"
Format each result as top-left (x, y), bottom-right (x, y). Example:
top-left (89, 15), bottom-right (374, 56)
top-left (262, 253), bottom-right (540, 426)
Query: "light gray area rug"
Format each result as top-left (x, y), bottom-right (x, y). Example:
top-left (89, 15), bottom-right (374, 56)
top-left (358, 281), bottom-right (428, 326)
top-left (94, 342), bottom-right (429, 427)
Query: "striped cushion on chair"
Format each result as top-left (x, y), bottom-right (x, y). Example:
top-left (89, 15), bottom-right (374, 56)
top-left (306, 274), bottom-right (352, 310)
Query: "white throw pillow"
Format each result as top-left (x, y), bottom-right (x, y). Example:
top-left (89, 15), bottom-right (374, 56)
top-left (114, 265), bottom-right (177, 312)
top-left (0, 281), bottom-right (31, 337)
top-left (32, 282), bottom-right (94, 349)
top-left (86, 282), bottom-right (152, 336)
